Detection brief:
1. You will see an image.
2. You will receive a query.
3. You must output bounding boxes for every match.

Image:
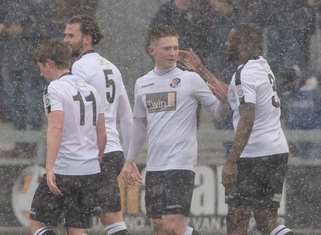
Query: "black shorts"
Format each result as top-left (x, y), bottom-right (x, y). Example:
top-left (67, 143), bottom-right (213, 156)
top-left (145, 170), bottom-right (195, 219)
top-left (225, 153), bottom-right (288, 209)
top-left (30, 173), bottom-right (100, 228)
top-left (96, 151), bottom-right (125, 213)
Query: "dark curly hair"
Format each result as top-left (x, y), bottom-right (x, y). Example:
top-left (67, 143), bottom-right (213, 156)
top-left (67, 15), bottom-right (104, 45)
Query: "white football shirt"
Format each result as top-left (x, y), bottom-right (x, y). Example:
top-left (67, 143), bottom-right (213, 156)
top-left (44, 73), bottom-right (103, 175)
top-left (71, 51), bottom-right (132, 154)
top-left (133, 67), bottom-right (218, 171)
top-left (228, 56), bottom-right (289, 158)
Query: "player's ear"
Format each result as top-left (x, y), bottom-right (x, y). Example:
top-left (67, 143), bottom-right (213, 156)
top-left (83, 34), bottom-right (92, 46)
top-left (148, 46), bottom-right (154, 57)
top-left (47, 59), bottom-right (55, 69)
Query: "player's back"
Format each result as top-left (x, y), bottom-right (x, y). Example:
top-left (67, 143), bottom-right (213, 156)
top-left (45, 74), bottom-right (102, 175)
top-left (71, 52), bottom-right (126, 153)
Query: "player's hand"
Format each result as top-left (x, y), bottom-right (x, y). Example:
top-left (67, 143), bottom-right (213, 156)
top-left (121, 160), bottom-right (143, 185)
top-left (222, 159), bottom-right (238, 189)
top-left (46, 170), bottom-right (63, 196)
top-left (178, 49), bottom-right (202, 71)
top-left (99, 152), bottom-right (104, 163)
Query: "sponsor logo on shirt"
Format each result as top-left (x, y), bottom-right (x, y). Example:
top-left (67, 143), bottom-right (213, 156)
top-left (146, 92), bottom-right (176, 113)
top-left (170, 77), bottom-right (181, 88)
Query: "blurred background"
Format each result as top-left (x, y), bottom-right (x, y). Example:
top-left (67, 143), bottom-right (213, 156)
top-left (1, 0), bottom-right (321, 234)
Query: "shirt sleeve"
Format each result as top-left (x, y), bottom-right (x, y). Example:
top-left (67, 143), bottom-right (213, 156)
top-left (126, 117), bottom-right (147, 161)
top-left (237, 70), bottom-right (256, 104)
top-left (118, 82), bottom-right (133, 154)
top-left (133, 81), bottom-right (146, 118)
top-left (95, 89), bottom-right (104, 114)
top-left (71, 61), bottom-right (90, 82)
top-left (191, 72), bottom-right (218, 107)
top-left (47, 83), bottom-right (64, 112)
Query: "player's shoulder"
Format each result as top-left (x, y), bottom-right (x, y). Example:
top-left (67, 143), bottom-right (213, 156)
top-left (135, 70), bottom-right (155, 85)
top-left (73, 52), bottom-right (115, 68)
top-left (49, 74), bottom-right (83, 90)
top-left (175, 69), bottom-right (205, 88)
top-left (48, 74), bottom-right (73, 89)
top-left (180, 69), bottom-right (202, 81)
top-left (239, 56), bottom-right (270, 83)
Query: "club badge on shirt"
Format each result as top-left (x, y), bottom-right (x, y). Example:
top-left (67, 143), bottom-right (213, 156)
top-left (170, 77), bottom-right (181, 88)
top-left (146, 92), bottom-right (177, 113)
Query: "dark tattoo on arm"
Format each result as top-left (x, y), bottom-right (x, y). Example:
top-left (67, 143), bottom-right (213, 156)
top-left (228, 103), bottom-right (255, 162)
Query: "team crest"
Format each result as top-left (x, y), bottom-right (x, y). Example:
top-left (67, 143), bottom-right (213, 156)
top-left (170, 77), bottom-right (181, 88)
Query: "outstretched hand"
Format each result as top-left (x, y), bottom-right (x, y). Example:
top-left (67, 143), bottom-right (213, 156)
top-left (179, 49), bottom-right (229, 103)
top-left (178, 49), bottom-right (202, 71)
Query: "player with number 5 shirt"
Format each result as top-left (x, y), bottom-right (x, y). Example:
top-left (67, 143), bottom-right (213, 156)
top-left (64, 15), bottom-right (132, 235)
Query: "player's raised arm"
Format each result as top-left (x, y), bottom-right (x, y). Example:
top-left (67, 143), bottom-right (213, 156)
top-left (179, 49), bottom-right (228, 102)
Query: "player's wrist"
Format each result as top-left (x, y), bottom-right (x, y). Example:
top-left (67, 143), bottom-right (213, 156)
top-left (46, 168), bottom-right (54, 174)
top-left (226, 154), bottom-right (238, 163)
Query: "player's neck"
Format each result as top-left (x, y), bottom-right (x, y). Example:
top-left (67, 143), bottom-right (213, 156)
top-left (54, 69), bottom-right (71, 80)
top-left (154, 65), bottom-right (176, 75)
top-left (81, 46), bottom-right (95, 56)
top-left (240, 54), bottom-right (260, 64)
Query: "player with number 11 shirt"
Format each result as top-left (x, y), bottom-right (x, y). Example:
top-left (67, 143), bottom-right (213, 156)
top-left (64, 15), bottom-right (132, 235)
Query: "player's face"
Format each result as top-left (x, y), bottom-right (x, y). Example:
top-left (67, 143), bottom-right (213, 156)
top-left (149, 36), bottom-right (179, 70)
top-left (37, 62), bottom-right (52, 81)
top-left (64, 23), bottom-right (83, 57)
top-left (225, 29), bottom-right (240, 61)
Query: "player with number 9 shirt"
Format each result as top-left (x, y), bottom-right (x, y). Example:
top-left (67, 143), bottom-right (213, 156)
top-left (64, 15), bottom-right (132, 235)
top-left (179, 24), bottom-right (292, 235)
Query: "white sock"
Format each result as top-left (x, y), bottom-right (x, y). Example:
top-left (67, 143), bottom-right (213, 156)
top-left (184, 226), bottom-right (193, 235)
top-left (34, 227), bottom-right (52, 235)
top-left (105, 221), bottom-right (127, 235)
top-left (270, 224), bottom-right (292, 235)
